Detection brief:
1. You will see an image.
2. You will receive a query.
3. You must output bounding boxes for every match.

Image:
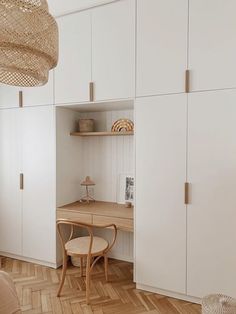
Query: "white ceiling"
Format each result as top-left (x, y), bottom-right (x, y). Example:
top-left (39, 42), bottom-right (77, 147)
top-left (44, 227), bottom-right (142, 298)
top-left (48, 0), bottom-right (117, 17)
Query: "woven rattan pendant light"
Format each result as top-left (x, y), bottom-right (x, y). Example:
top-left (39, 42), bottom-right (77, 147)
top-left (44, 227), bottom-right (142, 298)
top-left (0, 0), bottom-right (58, 87)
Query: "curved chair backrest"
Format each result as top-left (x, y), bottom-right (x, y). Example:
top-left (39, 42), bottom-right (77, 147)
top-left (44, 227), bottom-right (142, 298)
top-left (57, 219), bottom-right (95, 258)
top-left (56, 219), bottom-right (117, 258)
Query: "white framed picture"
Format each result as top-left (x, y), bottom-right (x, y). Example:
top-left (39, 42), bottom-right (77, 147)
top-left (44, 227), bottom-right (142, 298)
top-left (117, 174), bottom-right (134, 204)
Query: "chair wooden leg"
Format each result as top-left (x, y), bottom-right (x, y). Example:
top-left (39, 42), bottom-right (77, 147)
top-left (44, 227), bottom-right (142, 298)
top-left (104, 255), bottom-right (108, 282)
top-left (57, 253), bottom-right (68, 297)
top-left (80, 257), bottom-right (83, 277)
top-left (86, 256), bottom-right (91, 305)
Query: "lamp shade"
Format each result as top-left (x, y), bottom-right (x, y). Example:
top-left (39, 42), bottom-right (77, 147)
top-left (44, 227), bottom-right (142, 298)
top-left (81, 176), bottom-right (95, 186)
top-left (0, 0), bottom-right (58, 87)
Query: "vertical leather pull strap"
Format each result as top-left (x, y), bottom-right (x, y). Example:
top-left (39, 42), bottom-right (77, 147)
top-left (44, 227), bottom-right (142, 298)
top-left (19, 91), bottom-right (23, 108)
top-left (185, 182), bottom-right (189, 205)
top-left (89, 82), bottom-right (94, 102)
top-left (185, 70), bottom-right (190, 93)
top-left (20, 173), bottom-right (24, 190)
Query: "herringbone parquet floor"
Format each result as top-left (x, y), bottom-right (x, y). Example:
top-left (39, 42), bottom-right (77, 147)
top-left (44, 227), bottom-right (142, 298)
top-left (1, 257), bottom-right (201, 314)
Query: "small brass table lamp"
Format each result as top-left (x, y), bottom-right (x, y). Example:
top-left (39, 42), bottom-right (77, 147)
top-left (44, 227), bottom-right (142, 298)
top-left (80, 176), bottom-right (95, 203)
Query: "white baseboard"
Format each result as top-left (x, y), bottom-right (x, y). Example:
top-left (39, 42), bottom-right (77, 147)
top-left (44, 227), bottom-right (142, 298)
top-left (56, 259), bottom-right (63, 268)
top-left (136, 283), bottom-right (201, 305)
top-left (108, 252), bottom-right (133, 263)
top-left (0, 252), bottom-right (57, 269)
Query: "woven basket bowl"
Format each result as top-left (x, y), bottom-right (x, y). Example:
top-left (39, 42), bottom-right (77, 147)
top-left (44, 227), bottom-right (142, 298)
top-left (202, 294), bottom-right (236, 314)
top-left (78, 119), bottom-right (94, 133)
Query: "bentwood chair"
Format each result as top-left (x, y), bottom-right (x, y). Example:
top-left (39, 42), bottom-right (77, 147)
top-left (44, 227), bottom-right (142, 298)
top-left (56, 219), bottom-right (117, 304)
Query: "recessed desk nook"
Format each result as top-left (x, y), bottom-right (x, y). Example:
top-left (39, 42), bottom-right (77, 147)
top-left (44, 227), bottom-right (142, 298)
top-left (57, 201), bottom-right (134, 232)
top-left (56, 100), bottom-right (134, 263)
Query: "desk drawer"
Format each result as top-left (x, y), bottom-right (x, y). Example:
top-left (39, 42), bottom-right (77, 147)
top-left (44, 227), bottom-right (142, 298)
top-left (57, 210), bottom-right (92, 224)
top-left (93, 215), bottom-right (133, 232)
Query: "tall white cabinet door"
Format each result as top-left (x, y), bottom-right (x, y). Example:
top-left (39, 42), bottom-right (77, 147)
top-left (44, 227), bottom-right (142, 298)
top-left (189, 0), bottom-right (236, 91)
top-left (135, 94), bottom-right (187, 294)
top-left (187, 90), bottom-right (236, 298)
top-left (136, 0), bottom-right (188, 97)
top-left (22, 72), bottom-right (54, 106)
top-left (0, 85), bottom-right (19, 108)
top-left (55, 11), bottom-right (92, 105)
top-left (21, 106), bottom-right (56, 263)
top-left (92, 0), bottom-right (135, 101)
top-left (0, 109), bottom-right (22, 255)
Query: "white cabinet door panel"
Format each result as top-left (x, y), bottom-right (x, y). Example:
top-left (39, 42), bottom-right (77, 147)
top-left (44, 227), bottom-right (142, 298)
top-left (22, 72), bottom-right (54, 106)
top-left (135, 94), bottom-right (187, 293)
top-left (92, 0), bottom-right (135, 101)
top-left (187, 90), bottom-right (236, 298)
top-left (137, 0), bottom-right (188, 97)
top-left (0, 85), bottom-right (19, 108)
top-left (0, 109), bottom-right (22, 255)
top-left (189, 0), bottom-right (236, 91)
top-left (55, 11), bottom-right (92, 104)
top-left (21, 106), bottom-right (56, 263)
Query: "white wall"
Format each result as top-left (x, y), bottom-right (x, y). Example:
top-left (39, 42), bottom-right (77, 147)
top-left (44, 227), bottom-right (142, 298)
top-left (93, 228), bottom-right (133, 262)
top-left (79, 110), bottom-right (134, 202)
top-left (56, 108), bottom-right (82, 207)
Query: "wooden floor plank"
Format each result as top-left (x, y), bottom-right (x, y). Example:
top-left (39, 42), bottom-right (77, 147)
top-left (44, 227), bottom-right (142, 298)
top-left (0, 257), bottom-right (201, 314)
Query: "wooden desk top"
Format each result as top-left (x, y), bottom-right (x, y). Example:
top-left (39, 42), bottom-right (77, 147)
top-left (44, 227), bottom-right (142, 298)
top-left (58, 201), bottom-right (133, 220)
top-left (57, 201), bottom-right (134, 232)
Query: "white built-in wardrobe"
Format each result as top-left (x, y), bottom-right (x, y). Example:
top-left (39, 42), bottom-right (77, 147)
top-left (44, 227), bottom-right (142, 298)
top-left (0, 0), bottom-right (236, 303)
top-left (0, 0), bottom-right (135, 267)
top-left (0, 105), bottom-right (56, 266)
top-left (135, 0), bottom-right (236, 301)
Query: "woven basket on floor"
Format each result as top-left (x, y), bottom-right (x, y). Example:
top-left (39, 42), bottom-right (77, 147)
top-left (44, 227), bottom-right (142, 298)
top-left (202, 294), bottom-right (236, 314)
top-left (0, 0), bottom-right (58, 87)
top-left (71, 256), bottom-right (93, 267)
top-left (71, 256), bottom-right (83, 267)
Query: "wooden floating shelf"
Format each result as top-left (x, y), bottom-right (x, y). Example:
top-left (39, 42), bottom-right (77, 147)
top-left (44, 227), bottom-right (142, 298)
top-left (70, 131), bottom-right (134, 137)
